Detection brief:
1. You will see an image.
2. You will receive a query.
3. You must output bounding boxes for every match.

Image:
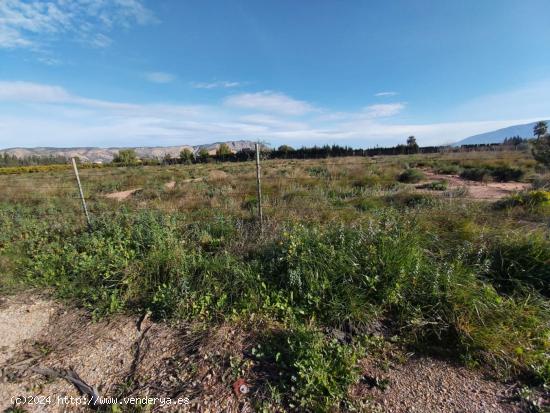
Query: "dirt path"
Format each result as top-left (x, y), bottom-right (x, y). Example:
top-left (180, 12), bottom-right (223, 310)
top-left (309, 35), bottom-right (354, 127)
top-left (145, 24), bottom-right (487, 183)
top-left (423, 171), bottom-right (530, 200)
top-left (0, 293), bottom-right (530, 412)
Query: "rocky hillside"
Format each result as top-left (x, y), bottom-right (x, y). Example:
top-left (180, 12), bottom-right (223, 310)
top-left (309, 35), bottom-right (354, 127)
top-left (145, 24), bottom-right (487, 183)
top-left (0, 140), bottom-right (257, 163)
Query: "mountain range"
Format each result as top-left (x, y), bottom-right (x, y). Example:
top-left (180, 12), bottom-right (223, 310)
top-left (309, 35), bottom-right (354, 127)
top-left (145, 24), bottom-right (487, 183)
top-left (0, 120), bottom-right (546, 162)
top-left (0, 140), bottom-right (257, 163)
top-left (452, 121), bottom-right (545, 146)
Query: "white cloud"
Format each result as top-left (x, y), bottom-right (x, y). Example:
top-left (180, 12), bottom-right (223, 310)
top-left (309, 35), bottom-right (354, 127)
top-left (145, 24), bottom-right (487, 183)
top-left (362, 103), bottom-right (405, 118)
top-left (375, 91), bottom-right (398, 97)
top-left (0, 80), bottom-right (549, 149)
top-left (192, 81), bottom-right (242, 89)
top-left (0, 81), bottom-right (72, 102)
top-left (224, 91), bottom-right (315, 116)
top-left (0, 0), bottom-right (156, 50)
top-left (145, 72), bottom-right (176, 84)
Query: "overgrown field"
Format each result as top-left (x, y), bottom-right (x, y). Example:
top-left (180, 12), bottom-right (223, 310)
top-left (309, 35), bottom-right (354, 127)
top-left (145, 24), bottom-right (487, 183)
top-left (1, 150), bottom-right (549, 411)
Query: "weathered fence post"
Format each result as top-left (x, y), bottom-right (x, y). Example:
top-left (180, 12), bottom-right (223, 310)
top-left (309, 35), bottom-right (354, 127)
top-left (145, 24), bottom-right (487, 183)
top-left (71, 157), bottom-right (92, 231)
top-left (255, 143), bottom-right (263, 233)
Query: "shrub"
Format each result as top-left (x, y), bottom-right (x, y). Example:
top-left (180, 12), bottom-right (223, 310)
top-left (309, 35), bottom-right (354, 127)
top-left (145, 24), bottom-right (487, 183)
top-left (263, 220), bottom-right (549, 382)
top-left (255, 325), bottom-right (361, 411)
top-left (307, 166), bottom-right (330, 178)
top-left (490, 166), bottom-right (525, 182)
top-left (386, 192), bottom-right (437, 208)
top-left (494, 191), bottom-right (550, 211)
top-left (436, 163), bottom-right (461, 175)
top-left (353, 197), bottom-right (384, 211)
top-left (461, 166), bottom-right (525, 182)
top-left (24, 211), bottom-right (259, 319)
top-left (262, 218), bottom-right (427, 330)
top-left (460, 167), bottom-right (491, 182)
top-left (532, 174), bottom-right (550, 190)
top-left (398, 168), bottom-right (425, 183)
top-left (18, 208), bottom-right (550, 385)
top-left (417, 180), bottom-right (448, 191)
top-left (486, 232), bottom-right (550, 298)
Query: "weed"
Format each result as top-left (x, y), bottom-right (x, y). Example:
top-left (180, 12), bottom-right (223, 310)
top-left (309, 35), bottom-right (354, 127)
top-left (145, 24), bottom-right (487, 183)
top-left (255, 325), bottom-right (362, 411)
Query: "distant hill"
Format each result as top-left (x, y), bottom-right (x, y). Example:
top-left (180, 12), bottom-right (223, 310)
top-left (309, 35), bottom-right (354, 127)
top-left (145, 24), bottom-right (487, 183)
top-left (453, 121), bottom-right (546, 146)
top-left (0, 140), bottom-right (256, 163)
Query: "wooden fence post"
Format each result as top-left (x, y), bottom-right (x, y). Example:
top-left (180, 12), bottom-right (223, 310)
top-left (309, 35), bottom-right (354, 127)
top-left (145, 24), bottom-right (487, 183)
top-left (255, 143), bottom-right (263, 233)
top-left (71, 157), bottom-right (92, 231)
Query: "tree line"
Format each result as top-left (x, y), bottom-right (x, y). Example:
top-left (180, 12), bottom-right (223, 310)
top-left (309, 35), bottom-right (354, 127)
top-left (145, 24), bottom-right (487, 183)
top-left (2, 121), bottom-right (549, 168)
top-left (0, 153), bottom-right (69, 167)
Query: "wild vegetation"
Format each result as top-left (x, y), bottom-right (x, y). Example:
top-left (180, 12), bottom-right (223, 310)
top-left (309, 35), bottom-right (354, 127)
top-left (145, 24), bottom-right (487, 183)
top-left (0, 147), bottom-right (549, 411)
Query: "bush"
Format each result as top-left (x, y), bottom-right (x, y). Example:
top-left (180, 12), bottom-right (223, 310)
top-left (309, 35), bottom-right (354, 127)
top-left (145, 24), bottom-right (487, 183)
top-left (490, 166), bottom-right (525, 182)
top-left (417, 180), bottom-right (448, 191)
top-left (307, 166), bottom-right (330, 178)
top-left (19, 209), bottom-right (550, 385)
top-left (486, 232), bottom-right (550, 298)
top-left (460, 166), bottom-right (525, 183)
top-left (532, 174), bottom-right (550, 190)
top-left (398, 168), bottom-right (425, 183)
top-left (255, 325), bottom-right (361, 411)
top-left (494, 191), bottom-right (550, 211)
top-left (460, 167), bottom-right (491, 182)
top-left (263, 219), bottom-right (426, 330)
top-left (436, 163), bottom-right (461, 175)
top-left (386, 192), bottom-right (437, 208)
top-left (24, 211), bottom-right (259, 319)
top-left (353, 197), bottom-right (384, 211)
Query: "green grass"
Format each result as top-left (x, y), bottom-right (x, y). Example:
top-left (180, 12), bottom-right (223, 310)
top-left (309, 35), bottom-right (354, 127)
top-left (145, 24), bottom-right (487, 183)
top-left (1, 150), bottom-right (548, 410)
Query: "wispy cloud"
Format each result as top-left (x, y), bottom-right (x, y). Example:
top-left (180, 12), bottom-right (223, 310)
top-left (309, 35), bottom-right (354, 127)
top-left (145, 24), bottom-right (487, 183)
top-left (191, 80), bottom-right (242, 89)
top-left (362, 103), bottom-right (405, 118)
top-left (374, 91), bottom-right (398, 97)
top-left (36, 55), bottom-right (62, 66)
top-left (0, 80), bottom-right (548, 149)
top-left (224, 91), bottom-right (315, 116)
top-left (145, 72), bottom-right (176, 84)
top-left (0, 0), bottom-right (156, 50)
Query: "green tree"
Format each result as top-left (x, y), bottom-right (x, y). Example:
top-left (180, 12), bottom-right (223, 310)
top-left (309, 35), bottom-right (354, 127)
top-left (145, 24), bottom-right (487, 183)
top-left (278, 145), bottom-right (294, 152)
top-left (532, 135), bottom-right (550, 168)
top-left (533, 121), bottom-right (548, 139)
top-left (113, 149), bottom-right (138, 165)
top-left (198, 148), bottom-right (210, 163)
top-left (216, 143), bottom-right (232, 159)
top-left (406, 136), bottom-right (419, 153)
top-left (179, 148), bottom-right (194, 164)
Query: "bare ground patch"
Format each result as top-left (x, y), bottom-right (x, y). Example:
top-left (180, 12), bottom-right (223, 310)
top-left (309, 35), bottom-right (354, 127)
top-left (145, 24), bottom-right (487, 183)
top-left (164, 180), bottom-right (176, 189)
top-left (0, 294), bottom-right (534, 412)
top-left (104, 188), bottom-right (141, 201)
top-left (423, 171), bottom-right (530, 200)
top-left (355, 356), bottom-right (522, 412)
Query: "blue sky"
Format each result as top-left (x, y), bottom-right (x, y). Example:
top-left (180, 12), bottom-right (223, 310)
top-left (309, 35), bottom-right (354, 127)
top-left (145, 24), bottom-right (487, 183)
top-left (1, 0), bottom-right (550, 149)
